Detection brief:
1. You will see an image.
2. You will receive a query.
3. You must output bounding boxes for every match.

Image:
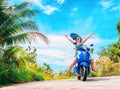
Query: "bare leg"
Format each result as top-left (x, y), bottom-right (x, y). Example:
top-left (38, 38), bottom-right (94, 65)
top-left (91, 60), bottom-right (98, 72)
top-left (65, 57), bottom-right (76, 75)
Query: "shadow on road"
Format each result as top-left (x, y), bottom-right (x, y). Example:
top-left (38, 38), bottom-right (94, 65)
top-left (86, 77), bottom-right (110, 82)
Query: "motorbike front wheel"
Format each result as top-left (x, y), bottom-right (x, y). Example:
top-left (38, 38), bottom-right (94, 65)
top-left (80, 66), bottom-right (88, 81)
top-left (78, 76), bottom-right (81, 80)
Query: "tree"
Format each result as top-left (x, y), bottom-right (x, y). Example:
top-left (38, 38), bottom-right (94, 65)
top-left (98, 20), bottom-right (120, 63)
top-left (116, 20), bottom-right (120, 35)
top-left (97, 47), bottom-right (109, 58)
top-left (3, 46), bottom-right (36, 67)
top-left (0, 0), bottom-right (49, 46)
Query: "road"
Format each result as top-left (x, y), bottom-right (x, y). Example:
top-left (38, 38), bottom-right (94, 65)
top-left (1, 76), bottom-right (120, 89)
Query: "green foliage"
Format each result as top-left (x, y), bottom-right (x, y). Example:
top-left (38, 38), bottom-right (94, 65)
top-left (0, 0), bottom-right (49, 46)
top-left (8, 65), bottom-right (44, 83)
top-left (0, 0), bottom-right (49, 86)
top-left (9, 65), bottom-right (33, 82)
top-left (98, 20), bottom-right (120, 63)
top-left (0, 46), bottom-right (45, 85)
top-left (116, 20), bottom-right (120, 35)
top-left (90, 48), bottom-right (94, 54)
top-left (89, 20), bottom-right (120, 77)
top-left (32, 71), bottom-right (44, 81)
top-left (89, 57), bottom-right (120, 77)
top-left (0, 62), bottom-right (11, 85)
top-left (98, 41), bottom-right (120, 63)
top-left (39, 62), bottom-right (55, 80)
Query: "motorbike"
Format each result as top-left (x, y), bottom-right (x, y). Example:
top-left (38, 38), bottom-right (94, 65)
top-left (74, 44), bottom-right (93, 81)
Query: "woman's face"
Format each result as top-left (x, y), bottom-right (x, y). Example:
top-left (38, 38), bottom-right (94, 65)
top-left (76, 37), bottom-right (82, 43)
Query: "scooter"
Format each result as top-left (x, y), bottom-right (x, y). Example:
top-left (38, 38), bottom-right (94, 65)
top-left (74, 44), bottom-right (93, 81)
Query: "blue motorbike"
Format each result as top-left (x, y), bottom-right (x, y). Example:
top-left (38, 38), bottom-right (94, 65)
top-left (74, 44), bottom-right (93, 81)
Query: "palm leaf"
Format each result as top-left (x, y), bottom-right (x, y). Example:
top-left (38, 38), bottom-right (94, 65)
top-left (0, 15), bottom-right (22, 32)
top-left (2, 21), bottom-right (39, 37)
top-left (2, 2), bottom-right (29, 15)
top-left (0, 1), bottom-right (49, 46)
top-left (14, 2), bottom-right (31, 12)
top-left (17, 8), bottom-right (39, 18)
top-left (1, 9), bottom-right (39, 32)
top-left (0, 0), bottom-right (3, 5)
top-left (1, 32), bottom-right (49, 46)
top-left (5, 6), bottom-right (39, 18)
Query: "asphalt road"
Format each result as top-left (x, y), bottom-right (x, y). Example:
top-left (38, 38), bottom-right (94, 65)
top-left (1, 76), bottom-right (120, 89)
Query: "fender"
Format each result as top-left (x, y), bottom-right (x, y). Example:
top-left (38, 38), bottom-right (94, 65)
top-left (79, 62), bottom-right (89, 67)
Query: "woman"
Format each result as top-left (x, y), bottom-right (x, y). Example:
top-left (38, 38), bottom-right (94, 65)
top-left (64, 32), bottom-right (97, 75)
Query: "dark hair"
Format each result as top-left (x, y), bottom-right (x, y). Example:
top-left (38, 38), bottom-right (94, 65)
top-left (70, 33), bottom-right (82, 41)
top-left (76, 36), bottom-right (82, 42)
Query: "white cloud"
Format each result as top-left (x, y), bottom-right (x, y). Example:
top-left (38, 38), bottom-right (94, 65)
top-left (69, 7), bottom-right (78, 17)
top-left (36, 49), bottom-right (73, 66)
top-left (43, 5), bottom-right (59, 15)
top-left (31, 0), bottom-right (59, 15)
top-left (110, 5), bottom-right (120, 11)
top-left (100, 0), bottom-right (114, 10)
top-left (37, 49), bottom-right (67, 60)
top-left (57, 0), bottom-right (64, 5)
top-left (72, 7), bottom-right (78, 12)
top-left (35, 35), bottom-right (75, 66)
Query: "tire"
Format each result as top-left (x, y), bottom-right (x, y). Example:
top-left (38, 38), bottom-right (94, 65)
top-left (80, 66), bottom-right (88, 81)
top-left (78, 76), bottom-right (81, 80)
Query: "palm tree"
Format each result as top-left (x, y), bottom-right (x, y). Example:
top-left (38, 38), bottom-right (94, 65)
top-left (0, 0), bottom-right (49, 46)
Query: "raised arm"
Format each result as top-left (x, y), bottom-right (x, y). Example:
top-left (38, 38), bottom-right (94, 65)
top-left (82, 32), bottom-right (94, 44)
top-left (64, 34), bottom-right (74, 44)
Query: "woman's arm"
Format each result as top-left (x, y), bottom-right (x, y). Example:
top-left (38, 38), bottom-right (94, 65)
top-left (82, 32), bottom-right (94, 44)
top-left (64, 34), bottom-right (74, 44)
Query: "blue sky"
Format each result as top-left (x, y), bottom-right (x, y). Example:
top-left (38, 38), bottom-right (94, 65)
top-left (11, 0), bottom-right (120, 72)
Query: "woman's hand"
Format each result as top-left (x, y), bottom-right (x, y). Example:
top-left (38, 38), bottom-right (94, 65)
top-left (64, 34), bottom-right (68, 38)
top-left (91, 32), bottom-right (94, 35)
top-left (64, 34), bottom-right (74, 44)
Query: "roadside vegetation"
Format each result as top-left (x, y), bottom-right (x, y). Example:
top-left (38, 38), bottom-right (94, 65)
top-left (89, 20), bottom-right (120, 77)
top-left (0, 0), bottom-right (48, 86)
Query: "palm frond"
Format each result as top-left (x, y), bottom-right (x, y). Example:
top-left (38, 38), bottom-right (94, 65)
top-left (0, 0), bottom-right (5, 6)
top-left (0, 15), bottom-right (20, 31)
top-left (0, 1), bottom-right (49, 46)
top-left (14, 2), bottom-right (31, 12)
top-left (1, 8), bottom-right (38, 31)
top-left (4, 3), bottom-right (38, 18)
top-left (1, 32), bottom-right (28, 46)
top-left (2, 21), bottom-right (39, 37)
top-left (1, 32), bottom-right (49, 46)
top-left (17, 8), bottom-right (39, 18)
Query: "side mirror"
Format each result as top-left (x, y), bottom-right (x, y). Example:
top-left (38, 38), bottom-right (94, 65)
top-left (90, 44), bottom-right (94, 47)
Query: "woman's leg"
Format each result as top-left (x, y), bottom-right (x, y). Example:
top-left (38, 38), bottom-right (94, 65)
top-left (91, 60), bottom-right (97, 72)
top-left (65, 57), bottom-right (76, 75)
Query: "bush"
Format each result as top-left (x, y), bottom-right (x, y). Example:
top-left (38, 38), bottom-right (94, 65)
top-left (8, 64), bottom-right (44, 83)
top-left (32, 71), bottom-right (44, 81)
top-left (89, 72), bottom-right (97, 77)
top-left (0, 46), bottom-right (46, 86)
top-left (0, 62), bottom-right (11, 85)
top-left (9, 66), bottom-right (32, 83)
top-left (94, 57), bottom-right (120, 77)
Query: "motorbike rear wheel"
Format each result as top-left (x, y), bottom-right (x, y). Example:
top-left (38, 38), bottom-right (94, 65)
top-left (80, 66), bottom-right (88, 81)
